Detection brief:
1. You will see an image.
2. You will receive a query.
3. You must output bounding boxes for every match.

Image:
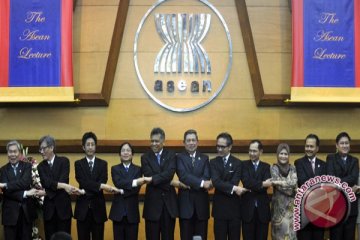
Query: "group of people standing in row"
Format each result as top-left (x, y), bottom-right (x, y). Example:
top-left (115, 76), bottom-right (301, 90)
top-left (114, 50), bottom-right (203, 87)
top-left (0, 128), bottom-right (359, 240)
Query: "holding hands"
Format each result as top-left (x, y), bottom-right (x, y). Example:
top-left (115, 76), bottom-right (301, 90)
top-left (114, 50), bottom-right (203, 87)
top-left (262, 178), bottom-right (273, 188)
top-left (171, 179), bottom-right (190, 189)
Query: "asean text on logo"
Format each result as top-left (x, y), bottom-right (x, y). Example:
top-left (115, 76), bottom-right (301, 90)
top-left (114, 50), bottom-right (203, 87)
top-left (134, 0), bottom-right (232, 112)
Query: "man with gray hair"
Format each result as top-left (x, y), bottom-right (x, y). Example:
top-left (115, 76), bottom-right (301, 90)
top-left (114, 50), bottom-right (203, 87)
top-left (0, 140), bottom-right (45, 239)
top-left (141, 127), bottom-right (178, 240)
top-left (37, 135), bottom-right (82, 240)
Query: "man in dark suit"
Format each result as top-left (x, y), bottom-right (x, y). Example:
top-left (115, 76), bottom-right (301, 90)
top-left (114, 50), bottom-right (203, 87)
top-left (74, 132), bottom-right (119, 240)
top-left (110, 142), bottom-right (145, 240)
top-left (241, 140), bottom-right (271, 240)
top-left (295, 134), bottom-right (326, 240)
top-left (141, 127), bottom-right (178, 240)
top-left (0, 140), bottom-right (44, 240)
top-left (176, 129), bottom-right (212, 240)
top-left (327, 132), bottom-right (359, 240)
top-left (210, 132), bottom-right (245, 240)
top-left (37, 135), bottom-right (81, 240)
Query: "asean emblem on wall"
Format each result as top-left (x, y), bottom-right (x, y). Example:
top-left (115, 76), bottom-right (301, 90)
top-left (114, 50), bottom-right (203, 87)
top-left (134, 0), bottom-right (232, 112)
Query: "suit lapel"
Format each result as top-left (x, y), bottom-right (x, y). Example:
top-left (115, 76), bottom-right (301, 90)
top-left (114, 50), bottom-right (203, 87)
top-left (335, 154), bottom-right (347, 171)
top-left (193, 152), bottom-right (202, 171)
top-left (344, 155), bottom-right (353, 173)
top-left (215, 156), bottom-right (225, 171)
top-left (159, 150), bottom-right (167, 167)
top-left (255, 161), bottom-right (261, 176)
top-left (128, 163), bottom-right (134, 176)
top-left (91, 158), bottom-right (98, 177)
top-left (52, 156), bottom-right (59, 176)
top-left (17, 161), bottom-right (25, 179)
top-left (7, 163), bottom-right (17, 180)
top-left (303, 157), bottom-right (314, 178)
top-left (149, 152), bottom-right (161, 172)
top-left (81, 158), bottom-right (92, 176)
top-left (314, 158), bottom-right (323, 175)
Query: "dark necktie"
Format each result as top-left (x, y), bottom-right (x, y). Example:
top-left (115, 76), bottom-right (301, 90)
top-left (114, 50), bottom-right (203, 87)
top-left (191, 155), bottom-right (195, 167)
top-left (48, 161), bottom-right (53, 169)
top-left (156, 153), bottom-right (161, 165)
top-left (223, 157), bottom-right (227, 167)
top-left (254, 162), bottom-right (258, 171)
top-left (89, 161), bottom-right (93, 172)
top-left (125, 166), bottom-right (129, 172)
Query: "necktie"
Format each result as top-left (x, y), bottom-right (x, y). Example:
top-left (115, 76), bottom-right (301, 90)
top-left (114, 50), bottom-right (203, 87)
top-left (191, 155), bottom-right (195, 167)
top-left (125, 166), bottom-right (129, 172)
top-left (48, 162), bottom-right (53, 169)
top-left (254, 162), bottom-right (258, 171)
top-left (89, 161), bottom-right (93, 172)
top-left (223, 157), bottom-right (227, 167)
top-left (156, 153), bottom-right (161, 165)
top-left (13, 165), bottom-right (17, 176)
top-left (311, 159), bottom-right (315, 174)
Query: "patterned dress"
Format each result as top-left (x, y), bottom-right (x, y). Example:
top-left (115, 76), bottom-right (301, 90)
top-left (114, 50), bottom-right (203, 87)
top-left (271, 164), bottom-right (298, 240)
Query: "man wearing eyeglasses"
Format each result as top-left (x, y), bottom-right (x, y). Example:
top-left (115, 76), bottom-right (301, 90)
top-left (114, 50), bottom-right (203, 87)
top-left (37, 135), bottom-right (82, 240)
top-left (210, 132), bottom-right (245, 240)
top-left (241, 140), bottom-right (272, 240)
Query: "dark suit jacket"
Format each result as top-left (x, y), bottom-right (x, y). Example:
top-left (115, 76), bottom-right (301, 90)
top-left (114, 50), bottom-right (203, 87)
top-left (141, 148), bottom-right (178, 221)
top-left (109, 163), bottom-right (142, 223)
top-left (327, 153), bottom-right (359, 216)
top-left (0, 161), bottom-right (37, 226)
top-left (210, 155), bottom-right (242, 220)
top-left (241, 160), bottom-right (271, 223)
top-left (295, 156), bottom-right (326, 187)
top-left (37, 155), bottom-right (72, 221)
top-left (176, 151), bottom-right (210, 220)
top-left (74, 157), bottom-right (108, 223)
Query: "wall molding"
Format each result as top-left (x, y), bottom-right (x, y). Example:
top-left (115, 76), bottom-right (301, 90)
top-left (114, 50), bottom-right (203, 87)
top-left (1, 139), bottom-right (359, 154)
top-left (2, 0), bottom-right (358, 108)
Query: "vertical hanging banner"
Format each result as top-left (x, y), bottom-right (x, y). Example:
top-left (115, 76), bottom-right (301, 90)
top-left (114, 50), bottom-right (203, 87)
top-left (291, 0), bottom-right (360, 102)
top-left (0, 0), bottom-right (74, 102)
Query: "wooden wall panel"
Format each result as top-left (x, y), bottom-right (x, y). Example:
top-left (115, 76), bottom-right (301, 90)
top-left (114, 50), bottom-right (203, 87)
top-left (258, 53), bottom-right (292, 94)
top-left (0, 108), bottom-right (107, 139)
top-left (73, 52), bottom-right (108, 93)
top-left (76, 0), bottom-right (119, 6)
top-left (73, 6), bottom-right (117, 52)
top-left (246, 0), bottom-right (289, 7)
top-left (248, 7), bottom-right (291, 53)
top-left (130, 0), bottom-right (236, 6)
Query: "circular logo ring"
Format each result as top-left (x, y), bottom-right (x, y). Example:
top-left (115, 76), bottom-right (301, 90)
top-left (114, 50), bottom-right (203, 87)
top-left (134, 0), bottom-right (233, 112)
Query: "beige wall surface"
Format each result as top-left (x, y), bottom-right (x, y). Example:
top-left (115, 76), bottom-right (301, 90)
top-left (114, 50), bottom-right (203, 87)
top-left (1, 0), bottom-right (359, 145)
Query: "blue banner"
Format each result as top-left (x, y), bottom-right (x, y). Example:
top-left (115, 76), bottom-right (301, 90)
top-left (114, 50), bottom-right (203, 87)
top-left (303, 0), bottom-right (355, 87)
top-left (9, 0), bottom-right (61, 87)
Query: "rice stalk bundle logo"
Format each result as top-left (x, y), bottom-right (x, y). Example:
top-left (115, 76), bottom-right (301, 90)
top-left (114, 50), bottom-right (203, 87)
top-left (134, 0), bottom-right (232, 112)
top-left (154, 13), bottom-right (211, 74)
